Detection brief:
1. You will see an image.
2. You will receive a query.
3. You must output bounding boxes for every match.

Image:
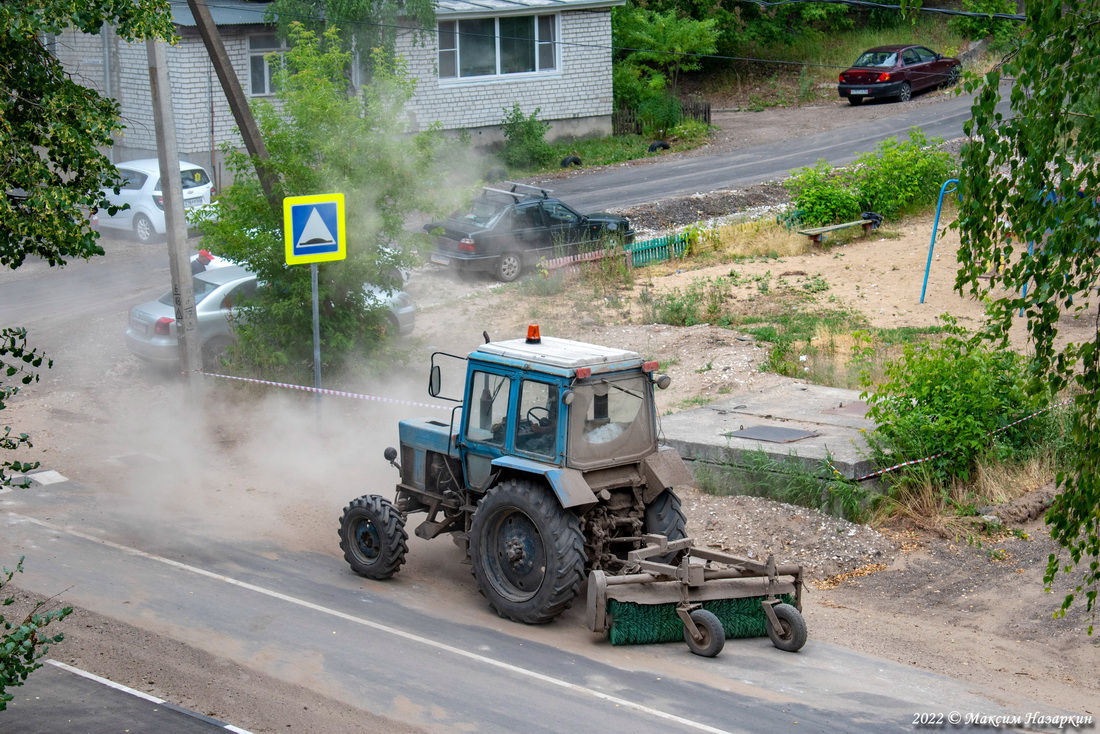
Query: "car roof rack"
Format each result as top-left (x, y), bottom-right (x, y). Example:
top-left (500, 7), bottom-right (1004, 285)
top-left (481, 182), bottom-right (553, 203)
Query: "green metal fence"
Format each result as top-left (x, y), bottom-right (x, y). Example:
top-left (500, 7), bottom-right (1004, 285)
top-left (626, 233), bottom-right (690, 267)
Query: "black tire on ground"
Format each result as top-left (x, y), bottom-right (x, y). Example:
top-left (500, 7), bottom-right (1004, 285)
top-left (683, 609), bottom-right (725, 657)
top-left (560, 155), bottom-right (582, 168)
top-left (766, 602), bottom-right (808, 652)
top-left (485, 167), bottom-right (507, 182)
top-left (648, 141), bottom-right (671, 153)
top-left (133, 213), bottom-right (156, 243)
top-left (945, 66), bottom-right (960, 87)
top-left (495, 252), bottom-right (523, 282)
top-left (469, 479), bottom-right (586, 624)
top-left (644, 489), bottom-right (688, 563)
top-left (200, 337), bottom-right (233, 371)
top-left (847, 96), bottom-right (863, 106)
top-left (897, 82), bottom-right (912, 103)
top-left (339, 494), bottom-right (409, 580)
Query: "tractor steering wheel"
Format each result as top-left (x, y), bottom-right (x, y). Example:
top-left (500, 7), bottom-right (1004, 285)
top-left (526, 406), bottom-right (551, 428)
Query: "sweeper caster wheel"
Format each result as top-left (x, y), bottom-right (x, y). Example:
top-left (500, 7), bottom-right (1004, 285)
top-left (766, 603), bottom-right (807, 652)
top-left (683, 609), bottom-right (725, 657)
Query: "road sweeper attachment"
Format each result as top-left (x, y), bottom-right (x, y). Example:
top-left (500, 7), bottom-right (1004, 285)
top-left (586, 535), bottom-right (807, 657)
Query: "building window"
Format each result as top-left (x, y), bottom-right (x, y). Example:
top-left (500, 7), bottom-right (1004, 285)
top-left (249, 34), bottom-right (285, 96)
top-left (438, 15), bottom-right (557, 80)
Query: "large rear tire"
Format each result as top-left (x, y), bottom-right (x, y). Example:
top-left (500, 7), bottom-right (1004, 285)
top-left (339, 494), bottom-right (408, 580)
top-left (469, 479), bottom-right (586, 624)
top-left (897, 82), bottom-right (912, 103)
top-left (644, 489), bottom-right (687, 563)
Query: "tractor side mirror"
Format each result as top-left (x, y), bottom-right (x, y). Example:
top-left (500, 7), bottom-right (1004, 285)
top-left (561, 389), bottom-right (575, 406)
top-left (429, 365), bottom-right (441, 397)
top-left (655, 374), bottom-right (672, 390)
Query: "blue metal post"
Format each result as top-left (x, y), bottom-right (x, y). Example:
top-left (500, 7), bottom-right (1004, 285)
top-left (920, 178), bottom-right (959, 304)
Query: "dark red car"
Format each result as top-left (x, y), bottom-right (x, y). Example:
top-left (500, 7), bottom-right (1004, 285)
top-left (838, 44), bottom-right (960, 105)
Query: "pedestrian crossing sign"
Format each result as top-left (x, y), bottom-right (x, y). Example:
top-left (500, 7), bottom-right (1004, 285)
top-left (284, 193), bottom-right (346, 264)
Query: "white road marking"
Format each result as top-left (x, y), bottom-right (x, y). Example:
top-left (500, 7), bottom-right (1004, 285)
top-left (47, 660), bottom-right (253, 733)
top-left (14, 513), bottom-right (731, 734)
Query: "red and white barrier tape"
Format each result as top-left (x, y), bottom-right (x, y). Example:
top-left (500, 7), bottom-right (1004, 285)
top-left (845, 397), bottom-right (1075, 483)
top-left (203, 372), bottom-right (450, 411)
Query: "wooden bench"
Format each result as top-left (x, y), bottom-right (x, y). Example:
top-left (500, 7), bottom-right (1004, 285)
top-left (797, 219), bottom-right (877, 245)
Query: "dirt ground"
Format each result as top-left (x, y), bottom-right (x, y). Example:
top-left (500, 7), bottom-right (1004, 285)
top-left (4, 94), bottom-right (1099, 730)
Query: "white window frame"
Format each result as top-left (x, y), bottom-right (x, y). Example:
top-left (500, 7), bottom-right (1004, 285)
top-left (248, 34), bottom-right (287, 97)
top-left (438, 14), bottom-right (559, 82)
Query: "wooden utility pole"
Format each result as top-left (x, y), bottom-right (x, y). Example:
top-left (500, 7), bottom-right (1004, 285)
top-left (147, 38), bottom-right (203, 378)
top-left (186, 0), bottom-right (280, 212)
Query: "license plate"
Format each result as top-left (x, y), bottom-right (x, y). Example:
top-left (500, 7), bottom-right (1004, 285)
top-left (184, 197), bottom-right (202, 208)
top-left (850, 89), bottom-right (869, 95)
top-left (430, 253), bottom-right (450, 265)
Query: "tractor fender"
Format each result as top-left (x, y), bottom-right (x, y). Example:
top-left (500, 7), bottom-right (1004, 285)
top-left (490, 455), bottom-right (597, 510)
top-left (640, 446), bottom-right (694, 503)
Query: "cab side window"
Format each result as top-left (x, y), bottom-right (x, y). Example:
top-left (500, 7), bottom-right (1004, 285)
top-left (466, 371), bottom-right (511, 446)
top-left (542, 202), bottom-right (580, 225)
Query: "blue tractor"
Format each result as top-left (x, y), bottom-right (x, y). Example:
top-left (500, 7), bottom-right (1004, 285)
top-left (338, 325), bottom-right (692, 624)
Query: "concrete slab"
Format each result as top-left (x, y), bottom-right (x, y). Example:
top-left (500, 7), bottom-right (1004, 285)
top-left (660, 379), bottom-right (876, 480)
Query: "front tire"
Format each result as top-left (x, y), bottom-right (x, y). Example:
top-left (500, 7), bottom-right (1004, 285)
top-left (339, 494), bottom-right (408, 580)
top-left (469, 479), bottom-right (586, 624)
top-left (944, 66), bottom-right (960, 87)
top-left (495, 252), bottom-right (523, 283)
top-left (896, 82), bottom-right (912, 103)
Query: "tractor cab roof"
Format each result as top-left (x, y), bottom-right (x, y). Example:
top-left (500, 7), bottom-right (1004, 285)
top-left (473, 335), bottom-right (643, 377)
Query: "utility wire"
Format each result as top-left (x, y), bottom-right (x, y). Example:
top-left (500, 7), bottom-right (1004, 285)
top-left (184, 0), bottom-right (1019, 72)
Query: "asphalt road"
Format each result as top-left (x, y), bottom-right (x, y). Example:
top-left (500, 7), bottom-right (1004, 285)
top-left (543, 86), bottom-right (1012, 212)
top-left (2, 478), bottom-right (1038, 734)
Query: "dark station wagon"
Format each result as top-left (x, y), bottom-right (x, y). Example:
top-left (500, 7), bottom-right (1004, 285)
top-left (426, 183), bottom-right (634, 282)
top-left (838, 44), bottom-right (961, 105)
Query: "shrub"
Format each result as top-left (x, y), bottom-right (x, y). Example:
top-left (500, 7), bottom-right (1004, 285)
top-left (851, 129), bottom-right (956, 218)
top-left (948, 0), bottom-right (1019, 49)
top-left (785, 130), bottom-right (957, 226)
top-left (856, 316), bottom-right (1050, 487)
top-left (784, 160), bottom-right (862, 225)
top-left (500, 104), bottom-right (555, 168)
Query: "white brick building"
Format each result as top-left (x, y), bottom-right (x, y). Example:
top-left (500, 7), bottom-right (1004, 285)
top-left (53, 0), bottom-right (622, 187)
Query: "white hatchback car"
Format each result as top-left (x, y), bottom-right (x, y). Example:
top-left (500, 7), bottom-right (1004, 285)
top-left (98, 159), bottom-right (214, 243)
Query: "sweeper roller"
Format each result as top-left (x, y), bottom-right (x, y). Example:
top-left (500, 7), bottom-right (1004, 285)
top-left (586, 535), bottom-right (807, 657)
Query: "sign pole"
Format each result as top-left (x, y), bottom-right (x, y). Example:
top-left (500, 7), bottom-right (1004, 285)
top-left (283, 192), bottom-right (346, 411)
top-left (311, 262), bottom-right (322, 400)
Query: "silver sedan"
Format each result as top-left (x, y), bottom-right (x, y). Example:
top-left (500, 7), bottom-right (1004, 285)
top-left (125, 265), bottom-right (415, 369)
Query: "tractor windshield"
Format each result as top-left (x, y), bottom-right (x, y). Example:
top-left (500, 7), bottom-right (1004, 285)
top-left (567, 373), bottom-right (654, 470)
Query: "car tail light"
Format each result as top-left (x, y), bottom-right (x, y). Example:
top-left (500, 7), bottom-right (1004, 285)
top-left (876, 72), bottom-right (891, 82)
top-left (153, 317), bottom-right (173, 336)
top-left (838, 74), bottom-right (845, 83)
top-left (154, 194), bottom-right (165, 210)
top-left (457, 238), bottom-right (476, 253)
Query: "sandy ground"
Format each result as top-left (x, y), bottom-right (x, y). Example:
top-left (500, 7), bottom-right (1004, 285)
top-left (3, 94), bottom-right (1099, 730)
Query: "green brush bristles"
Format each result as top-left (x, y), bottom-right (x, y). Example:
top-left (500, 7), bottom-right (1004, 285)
top-left (607, 595), bottom-right (795, 646)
